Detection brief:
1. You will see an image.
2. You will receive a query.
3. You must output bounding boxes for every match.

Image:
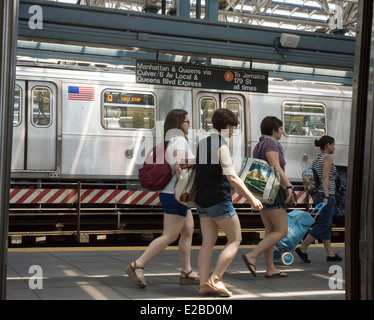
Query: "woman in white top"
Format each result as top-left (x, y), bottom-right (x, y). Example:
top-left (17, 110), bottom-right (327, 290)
top-left (125, 109), bottom-right (199, 288)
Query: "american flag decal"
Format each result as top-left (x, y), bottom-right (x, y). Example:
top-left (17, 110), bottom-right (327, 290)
top-left (68, 86), bottom-right (95, 101)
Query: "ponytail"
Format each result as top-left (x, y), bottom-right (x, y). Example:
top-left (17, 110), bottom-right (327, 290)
top-left (314, 135), bottom-right (335, 150)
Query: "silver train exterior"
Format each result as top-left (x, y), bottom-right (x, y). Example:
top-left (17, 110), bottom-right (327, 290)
top-left (11, 66), bottom-right (352, 186)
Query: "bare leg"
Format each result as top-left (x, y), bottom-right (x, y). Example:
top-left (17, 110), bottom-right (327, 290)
top-left (243, 208), bottom-right (288, 272)
top-left (133, 213), bottom-right (186, 278)
top-left (261, 209), bottom-right (288, 276)
top-left (211, 214), bottom-right (242, 280)
top-left (178, 210), bottom-right (198, 276)
top-left (322, 239), bottom-right (335, 257)
top-left (198, 217), bottom-right (219, 285)
top-left (300, 234), bottom-right (316, 253)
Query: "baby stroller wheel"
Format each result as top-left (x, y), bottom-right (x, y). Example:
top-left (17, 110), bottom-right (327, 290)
top-left (281, 252), bottom-right (294, 266)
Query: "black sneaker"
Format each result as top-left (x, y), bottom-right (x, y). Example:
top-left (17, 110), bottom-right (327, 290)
top-left (326, 253), bottom-right (343, 262)
top-left (295, 247), bottom-right (311, 263)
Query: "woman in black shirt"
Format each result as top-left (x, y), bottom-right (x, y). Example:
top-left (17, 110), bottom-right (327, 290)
top-left (196, 109), bottom-right (262, 297)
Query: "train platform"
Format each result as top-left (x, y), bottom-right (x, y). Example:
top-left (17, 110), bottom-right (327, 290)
top-left (6, 244), bottom-right (345, 301)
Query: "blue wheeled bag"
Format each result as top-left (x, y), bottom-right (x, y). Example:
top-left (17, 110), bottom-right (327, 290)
top-left (273, 202), bottom-right (326, 265)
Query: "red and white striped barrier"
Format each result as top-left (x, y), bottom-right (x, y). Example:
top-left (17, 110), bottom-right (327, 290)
top-left (10, 188), bottom-right (310, 206)
top-left (231, 190), bottom-right (309, 205)
top-left (10, 188), bottom-right (78, 204)
top-left (9, 188), bottom-right (162, 206)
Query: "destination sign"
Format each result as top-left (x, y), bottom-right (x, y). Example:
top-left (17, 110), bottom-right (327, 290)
top-left (103, 91), bottom-right (154, 105)
top-left (136, 61), bottom-right (268, 93)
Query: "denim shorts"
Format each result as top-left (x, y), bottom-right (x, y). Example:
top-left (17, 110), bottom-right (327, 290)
top-left (196, 198), bottom-right (237, 221)
top-left (261, 193), bottom-right (284, 211)
top-left (159, 193), bottom-right (190, 217)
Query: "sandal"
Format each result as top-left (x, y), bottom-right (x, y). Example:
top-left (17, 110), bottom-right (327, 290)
top-left (198, 282), bottom-right (231, 297)
top-left (198, 282), bottom-right (219, 296)
top-left (242, 254), bottom-right (257, 277)
top-left (208, 275), bottom-right (232, 297)
top-left (125, 261), bottom-right (146, 288)
top-left (180, 270), bottom-right (200, 285)
top-left (264, 271), bottom-right (288, 278)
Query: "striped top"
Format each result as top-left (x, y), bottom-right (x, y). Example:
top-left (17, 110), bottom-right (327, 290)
top-left (311, 153), bottom-right (337, 195)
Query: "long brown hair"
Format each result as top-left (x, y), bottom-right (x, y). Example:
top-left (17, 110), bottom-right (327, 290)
top-left (164, 109), bottom-right (188, 141)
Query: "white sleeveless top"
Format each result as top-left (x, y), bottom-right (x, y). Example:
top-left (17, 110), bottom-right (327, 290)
top-left (161, 136), bottom-right (195, 194)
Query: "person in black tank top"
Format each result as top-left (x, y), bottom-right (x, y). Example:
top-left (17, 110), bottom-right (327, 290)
top-left (195, 133), bottom-right (232, 207)
top-left (196, 109), bottom-right (262, 297)
top-left (295, 135), bottom-right (343, 263)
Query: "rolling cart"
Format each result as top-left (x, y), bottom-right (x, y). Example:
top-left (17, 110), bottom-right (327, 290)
top-left (273, 202), bottom-right (327, 265)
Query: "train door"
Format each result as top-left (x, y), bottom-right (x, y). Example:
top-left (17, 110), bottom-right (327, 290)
top-left (11, 81), bottom-right (57, 171)
top-left (12, 81), bottom-right (26, 170)
top-left (196, 92), bottom-right (246, 173)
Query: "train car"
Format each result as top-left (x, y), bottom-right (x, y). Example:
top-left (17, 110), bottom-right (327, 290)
top-left (8, 64), bottom-right (351, 243)
top-left (11, 65), bottom-right (352, 181)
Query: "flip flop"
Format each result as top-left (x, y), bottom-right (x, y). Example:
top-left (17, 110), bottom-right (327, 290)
top-left (241, 255), bottom-right (257, 277)
top-left (264, 272), bottom-right (288, 278)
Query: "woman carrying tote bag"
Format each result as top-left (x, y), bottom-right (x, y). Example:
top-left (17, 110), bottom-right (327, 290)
top-left (242, 116), bottom-right (294, 278)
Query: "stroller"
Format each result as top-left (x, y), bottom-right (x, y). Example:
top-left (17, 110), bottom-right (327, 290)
top-left (273, 202), bottom-right (326, 265)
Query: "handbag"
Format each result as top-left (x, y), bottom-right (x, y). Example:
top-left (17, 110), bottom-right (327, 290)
top-left (240, 157), bottom-right (281, 205)
top-left (174, 163), bottom-right (196, 207)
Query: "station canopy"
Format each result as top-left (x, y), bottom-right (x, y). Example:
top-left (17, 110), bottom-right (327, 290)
top-left (66, 0), bottom-right (357, 36)
top-left (17, 0), bottom-right (357, 85)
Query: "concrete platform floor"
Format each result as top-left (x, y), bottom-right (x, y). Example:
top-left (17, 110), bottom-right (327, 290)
top-left (5, 244), bottom-right (345, 301)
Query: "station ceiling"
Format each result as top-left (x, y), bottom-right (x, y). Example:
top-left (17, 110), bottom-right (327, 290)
top-left (17, 0), bottom-right (357, 85)
top-left (72, 0), bottom-right (357, 36)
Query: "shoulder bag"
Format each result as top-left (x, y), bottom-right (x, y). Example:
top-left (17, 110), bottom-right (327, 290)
top-left (239, 141), bottom-right (281, 205)
top-left (174, 163), bottom-right (196, 207)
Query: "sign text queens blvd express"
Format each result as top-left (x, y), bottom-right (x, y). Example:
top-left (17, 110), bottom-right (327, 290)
top-left (136, 61), bottom-right (268, 93)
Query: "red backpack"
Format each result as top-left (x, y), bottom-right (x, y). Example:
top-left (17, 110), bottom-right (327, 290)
top-left (138, 142), bottom-right (172, 191)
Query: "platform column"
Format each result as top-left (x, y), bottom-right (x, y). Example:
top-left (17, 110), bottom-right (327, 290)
top-left (205, 0), bottom-right (218, 21)
top-left (176, 0), bottom-right (190, 18)
top-left (0, 0), bottom-right (19, 300)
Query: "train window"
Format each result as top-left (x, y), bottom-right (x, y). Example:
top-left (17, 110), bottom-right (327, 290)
top-left (102, 90), bottom-right (155, 130)
top-left (13, 85), bottom-right (21, 126)
top-left (31, 87), bottom-right (52, 127)
top-left (224, 98), bottom-right (241, 134)
top-left (282, 102), bottom-right (327, 137)
top-left (200, 97), bottom-right (217, 132)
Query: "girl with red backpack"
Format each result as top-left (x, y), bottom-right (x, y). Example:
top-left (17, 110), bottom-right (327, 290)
top-left (125, 109), bottom-right (199, 288)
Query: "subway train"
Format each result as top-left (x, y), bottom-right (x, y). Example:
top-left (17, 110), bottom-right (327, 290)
top-left (8, 63), bottom-right (351, 241)
top-left (11, 64), bottom-right (351, 182)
